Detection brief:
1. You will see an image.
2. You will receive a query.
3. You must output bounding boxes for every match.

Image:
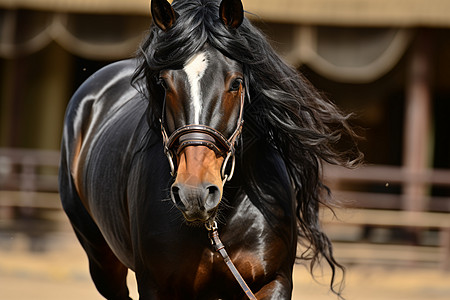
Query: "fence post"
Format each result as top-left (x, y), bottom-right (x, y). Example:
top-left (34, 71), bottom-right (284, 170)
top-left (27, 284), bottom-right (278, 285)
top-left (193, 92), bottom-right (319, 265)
top-left (402, 30), bottom-right (434, 212)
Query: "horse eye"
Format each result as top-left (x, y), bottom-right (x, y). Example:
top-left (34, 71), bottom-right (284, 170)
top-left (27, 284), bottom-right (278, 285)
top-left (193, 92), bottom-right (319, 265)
top-left (229, 78), bottom-right (243, 92)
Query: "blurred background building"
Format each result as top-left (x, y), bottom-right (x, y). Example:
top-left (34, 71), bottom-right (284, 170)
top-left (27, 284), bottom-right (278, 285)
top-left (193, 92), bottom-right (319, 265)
top-left (1, 0), bottom-right (450, 268)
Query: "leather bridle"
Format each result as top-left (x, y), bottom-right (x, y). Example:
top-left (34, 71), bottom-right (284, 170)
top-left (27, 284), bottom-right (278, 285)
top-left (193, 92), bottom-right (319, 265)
top-left (160, 89), bottom-right (245, 184)
top-left (159, 87), bottom-right (256, 299)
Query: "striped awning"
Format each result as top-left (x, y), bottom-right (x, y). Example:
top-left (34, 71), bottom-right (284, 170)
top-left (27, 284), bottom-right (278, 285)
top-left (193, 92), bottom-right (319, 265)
top-left (1, 0), bottom-right (450, 27)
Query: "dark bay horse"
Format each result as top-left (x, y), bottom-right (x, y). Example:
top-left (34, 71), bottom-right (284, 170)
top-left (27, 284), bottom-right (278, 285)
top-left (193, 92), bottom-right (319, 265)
top-left (59, 0), bottom-right (362, 299)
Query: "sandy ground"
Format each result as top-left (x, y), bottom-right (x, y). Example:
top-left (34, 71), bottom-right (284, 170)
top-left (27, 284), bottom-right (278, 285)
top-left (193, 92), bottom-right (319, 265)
top-left (1, 231), bottom-right (450, 300)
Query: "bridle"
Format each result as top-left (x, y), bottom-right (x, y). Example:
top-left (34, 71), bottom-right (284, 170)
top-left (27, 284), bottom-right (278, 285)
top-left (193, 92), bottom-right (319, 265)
top-left (160, 89), bottom-right (245, 185)
top-left (159, 85), bottom-right (256, 299)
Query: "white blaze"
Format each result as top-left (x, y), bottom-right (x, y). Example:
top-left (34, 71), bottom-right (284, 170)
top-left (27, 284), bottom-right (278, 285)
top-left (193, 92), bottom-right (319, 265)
top-left (183, 52), bottom-right (208, 123)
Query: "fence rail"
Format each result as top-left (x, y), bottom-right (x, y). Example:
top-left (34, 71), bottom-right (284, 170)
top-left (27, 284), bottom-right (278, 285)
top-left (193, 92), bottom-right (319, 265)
top-left (0, 148), bottom-right (60, 192)
top-left (324, 164), bottom-right (450, 212)
top-left (325, 164), bottom-right (450, 187)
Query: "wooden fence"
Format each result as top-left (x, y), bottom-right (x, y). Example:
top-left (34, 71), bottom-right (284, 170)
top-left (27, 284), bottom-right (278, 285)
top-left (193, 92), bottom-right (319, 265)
top-left (324, 165), bottom-right (450, 269)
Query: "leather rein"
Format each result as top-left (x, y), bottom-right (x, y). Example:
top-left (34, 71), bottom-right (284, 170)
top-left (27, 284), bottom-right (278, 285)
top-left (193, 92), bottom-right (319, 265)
top-left (159, 89), bottom-right (257, 299)
top-left (206, 221), bottom-right (258, 300)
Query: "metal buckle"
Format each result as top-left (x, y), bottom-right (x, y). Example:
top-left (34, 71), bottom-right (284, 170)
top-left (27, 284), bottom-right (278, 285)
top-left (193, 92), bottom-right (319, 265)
top-left (205, 220), bottom-right (218, 232)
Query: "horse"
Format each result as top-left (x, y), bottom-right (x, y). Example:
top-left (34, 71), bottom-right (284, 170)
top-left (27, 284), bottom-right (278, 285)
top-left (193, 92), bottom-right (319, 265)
top-left (59, 0), bottom-right (362, 299)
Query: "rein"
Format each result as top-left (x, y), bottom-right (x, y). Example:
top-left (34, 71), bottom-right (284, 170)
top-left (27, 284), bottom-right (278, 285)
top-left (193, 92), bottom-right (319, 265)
top-left (206, 221), bottom-right (257, 300)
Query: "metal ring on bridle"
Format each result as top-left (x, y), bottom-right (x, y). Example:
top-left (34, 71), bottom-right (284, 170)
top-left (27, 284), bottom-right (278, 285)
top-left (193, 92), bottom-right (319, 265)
top-left (205, 220), bottom-right (218, 231)
top-left (221, 151), bottom-right (236, 184)
top-left (165, 149), bottom-right (176, 177)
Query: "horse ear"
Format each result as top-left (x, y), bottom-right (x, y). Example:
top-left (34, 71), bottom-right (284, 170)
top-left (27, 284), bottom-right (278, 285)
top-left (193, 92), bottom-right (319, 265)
top-left (151, 0), bottom-right (178, 31)
top-left (219, 0), bottom-right (244, 29)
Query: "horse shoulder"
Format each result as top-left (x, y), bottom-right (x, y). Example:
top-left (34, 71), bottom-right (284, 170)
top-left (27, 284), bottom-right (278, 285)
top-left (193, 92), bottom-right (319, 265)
top-left (62, 59), bottom-right (142, 206)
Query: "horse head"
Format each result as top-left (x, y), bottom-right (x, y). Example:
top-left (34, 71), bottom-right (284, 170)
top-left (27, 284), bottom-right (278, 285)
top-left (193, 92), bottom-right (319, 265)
top-left (152, 0), bottom-right (245, 224)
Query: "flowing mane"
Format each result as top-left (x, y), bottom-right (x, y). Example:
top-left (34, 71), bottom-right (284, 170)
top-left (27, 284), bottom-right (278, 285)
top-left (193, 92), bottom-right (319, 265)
top-left (133, 0), bottom-right (363, 297)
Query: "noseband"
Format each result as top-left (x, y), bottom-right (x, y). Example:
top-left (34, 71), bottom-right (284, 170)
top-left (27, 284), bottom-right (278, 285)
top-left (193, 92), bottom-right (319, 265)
top-left (160, 90), bottom-right (244, 184)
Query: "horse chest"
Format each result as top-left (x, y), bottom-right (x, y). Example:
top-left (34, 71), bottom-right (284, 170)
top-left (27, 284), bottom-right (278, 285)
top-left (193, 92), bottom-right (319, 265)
top-left (182, 247), bottom-right (267, 295)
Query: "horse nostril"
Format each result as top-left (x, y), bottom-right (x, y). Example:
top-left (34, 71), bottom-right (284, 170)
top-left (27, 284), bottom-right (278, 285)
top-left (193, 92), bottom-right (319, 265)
top-left (171, 185), bottom-right (186, 211)
top-left (205, 185), bottom-right (221, 211)
top-left (171, 183), bottom-right (221, 220)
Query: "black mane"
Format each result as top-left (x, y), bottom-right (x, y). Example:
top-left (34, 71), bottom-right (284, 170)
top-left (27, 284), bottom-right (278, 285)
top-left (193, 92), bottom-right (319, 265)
top-left (133, 0), bottom-right (363, 297)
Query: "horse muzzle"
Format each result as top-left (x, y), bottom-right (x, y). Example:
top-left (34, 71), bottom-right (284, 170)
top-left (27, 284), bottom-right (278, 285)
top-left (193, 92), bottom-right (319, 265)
top-left (171, 181), bottom-right (221, 223)
top-left (170, 146), bottom-right (224, 223)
